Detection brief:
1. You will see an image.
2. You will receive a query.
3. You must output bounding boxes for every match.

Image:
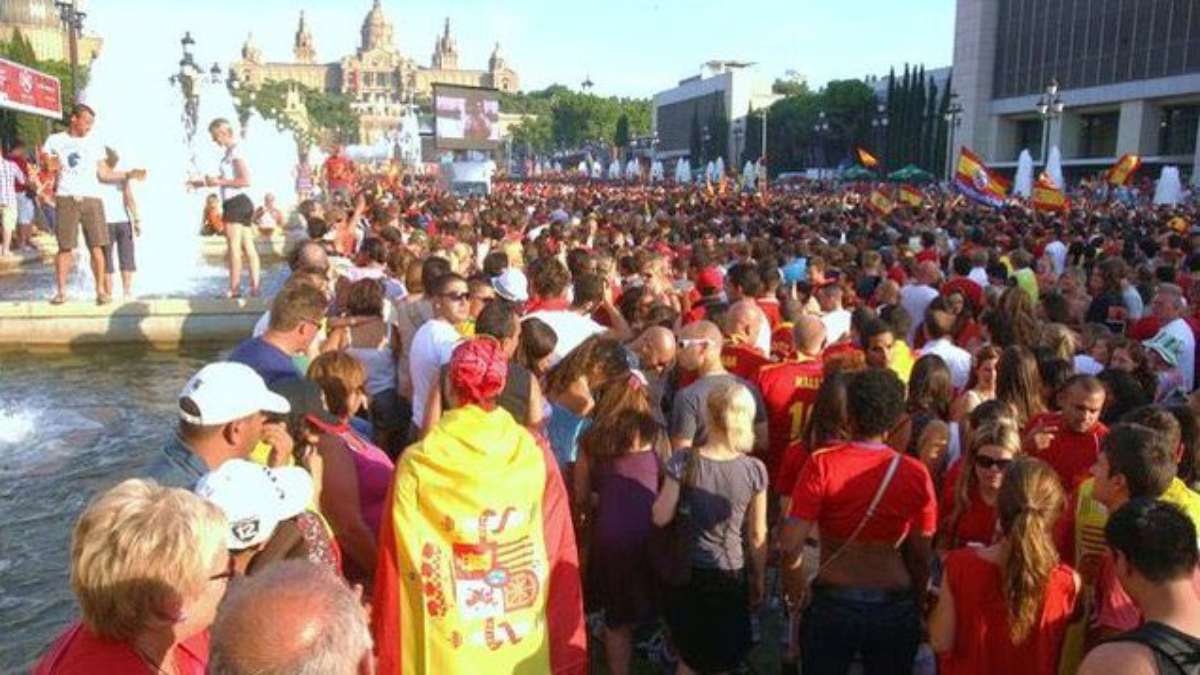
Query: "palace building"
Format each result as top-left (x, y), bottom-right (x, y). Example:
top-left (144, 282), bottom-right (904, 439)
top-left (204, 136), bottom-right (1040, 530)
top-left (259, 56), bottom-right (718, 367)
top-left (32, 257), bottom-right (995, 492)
top-left (230, 0), bottom-right (520, 144)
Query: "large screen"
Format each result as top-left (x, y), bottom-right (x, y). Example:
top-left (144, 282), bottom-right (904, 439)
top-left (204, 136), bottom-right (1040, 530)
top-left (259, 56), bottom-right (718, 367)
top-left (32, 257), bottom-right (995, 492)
top-left (433, 84), bottom-right (502, 151)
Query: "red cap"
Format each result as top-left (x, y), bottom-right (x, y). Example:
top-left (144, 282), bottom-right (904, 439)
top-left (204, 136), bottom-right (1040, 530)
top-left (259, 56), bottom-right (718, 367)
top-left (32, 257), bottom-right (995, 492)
top-left (697, 266), bottom-right (725, 292)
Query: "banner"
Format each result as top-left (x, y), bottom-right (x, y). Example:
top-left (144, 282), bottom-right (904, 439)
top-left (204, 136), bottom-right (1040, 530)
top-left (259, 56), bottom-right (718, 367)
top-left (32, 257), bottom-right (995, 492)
top-left (856, 147), bottom-right (879, 168)
top-left (1105, 153), bottom-right (1141, 186)
top-left (0, 58), bottom-right (61, 119)
top-left (955, 147), bottom-right (1007, 208)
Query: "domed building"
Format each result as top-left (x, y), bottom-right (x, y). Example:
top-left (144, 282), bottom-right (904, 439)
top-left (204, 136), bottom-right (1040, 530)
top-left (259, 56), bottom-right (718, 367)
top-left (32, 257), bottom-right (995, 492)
top-left (231, 0), bottom-right (519, 144)
top-left (0, 0), bottom-right (102, 66)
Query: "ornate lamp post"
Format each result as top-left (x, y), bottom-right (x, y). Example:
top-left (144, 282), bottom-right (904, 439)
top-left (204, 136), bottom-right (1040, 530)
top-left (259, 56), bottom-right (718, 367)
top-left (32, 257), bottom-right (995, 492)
top-left (54, 0), bottom-right (87, 106)
top-left (871, 102), bottom-right (888, 161)
top-left (944, 92), bottom-right (963, 179)
top-left (732, 125), bottom-right (744, 167)
top-left (1036, 78), bottom-right (1065, 167)
top-left (814, 111), bottom-right (832, 169)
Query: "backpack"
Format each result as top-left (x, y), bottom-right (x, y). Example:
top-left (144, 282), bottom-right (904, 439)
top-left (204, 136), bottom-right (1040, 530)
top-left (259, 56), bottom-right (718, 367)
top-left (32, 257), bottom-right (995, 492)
top-left (1107, 621), bottom-right (1200, 675)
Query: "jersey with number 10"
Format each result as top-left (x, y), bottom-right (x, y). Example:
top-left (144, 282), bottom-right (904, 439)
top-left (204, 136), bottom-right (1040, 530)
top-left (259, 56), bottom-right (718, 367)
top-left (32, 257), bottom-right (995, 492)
top-left (754, 358), bottom-right (825, 482)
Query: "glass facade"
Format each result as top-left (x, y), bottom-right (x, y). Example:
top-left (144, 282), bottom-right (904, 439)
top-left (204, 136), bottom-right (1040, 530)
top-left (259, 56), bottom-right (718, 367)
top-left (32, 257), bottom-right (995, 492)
top-left (994, 0), bottom-right (1200, 99)
top-left (1078, 112), bottom-right (1121, 157)
top-left (1159, 105), bottom-right (1200, 155)
top-left (1015, 118), bottom-right (1045, 160)
top-left (655, 91), bottom-right (724, 155)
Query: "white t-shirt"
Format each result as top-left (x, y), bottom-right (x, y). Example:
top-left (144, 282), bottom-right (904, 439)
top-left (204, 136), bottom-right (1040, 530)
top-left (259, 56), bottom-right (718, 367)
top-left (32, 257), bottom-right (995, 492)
top-left (42, 131), bottom-right (105, 198)
top-left (920, 338), bottom-right (973, 391)
top-left (1044, 240), bottom-right (1067, 277)
top-left (1160, 318), bottom-right (1197, 392)
top-left (821, 308), bottom-right (852, 346)
top-left (525, 309), bottom-right (606, 366)
top-left (901, 284), bottom-right (940, 344)
top-left (409, 318), bottom-right (463, 427)
top-left (219, 144), bottom-right (249, 202)
top-left (100, 181), bottom-right (128, 223)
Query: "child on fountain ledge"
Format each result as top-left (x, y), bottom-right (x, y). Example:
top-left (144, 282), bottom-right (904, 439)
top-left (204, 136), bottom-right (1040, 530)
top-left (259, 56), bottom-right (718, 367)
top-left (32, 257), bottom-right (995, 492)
top-left (201, 193), bottom-right (225, 236)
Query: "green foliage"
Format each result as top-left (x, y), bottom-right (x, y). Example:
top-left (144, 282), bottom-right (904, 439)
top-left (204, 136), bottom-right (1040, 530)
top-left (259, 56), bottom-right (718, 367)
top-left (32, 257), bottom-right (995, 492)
top-left (232, 80), bottom-right (359, 144)
top-left (614, 114), bottom-right (630, 148)
top-left (755, 77), bottom-right (874, 174)
top-left (503, 85), bottom-right (650, 153)
top-left (882, 63), bottom-right (951, 175)
top-left (0, 29), bottom-right (87, 150)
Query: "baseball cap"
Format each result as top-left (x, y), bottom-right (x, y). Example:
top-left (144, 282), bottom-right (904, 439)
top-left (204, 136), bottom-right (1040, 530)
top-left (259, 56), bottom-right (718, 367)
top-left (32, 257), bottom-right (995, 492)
top-left (195, 459), bottom-right (314, 550)
top-left (179, 362), bottom-right (290, 426)
top-left (491, 268), bottom-right (529, 303)
top-left (696, 266), bottom-right (725, 292)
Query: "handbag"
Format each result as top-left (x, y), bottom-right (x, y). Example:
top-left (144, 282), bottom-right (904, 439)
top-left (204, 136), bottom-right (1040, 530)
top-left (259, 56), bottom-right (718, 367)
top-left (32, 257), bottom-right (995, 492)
top-left (648, 448), bottom-right (698, 587)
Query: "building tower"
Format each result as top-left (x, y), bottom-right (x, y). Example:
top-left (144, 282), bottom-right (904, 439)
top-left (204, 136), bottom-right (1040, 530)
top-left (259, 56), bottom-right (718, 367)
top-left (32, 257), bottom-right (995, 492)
top-left (293, 11), bottom-right (316, 63)
top-left (360, 0), bottom-right (394, 53)
top-left (431, 17), bottom-right (458, 70)
top-left (241, 32), bottom-right (262, 64)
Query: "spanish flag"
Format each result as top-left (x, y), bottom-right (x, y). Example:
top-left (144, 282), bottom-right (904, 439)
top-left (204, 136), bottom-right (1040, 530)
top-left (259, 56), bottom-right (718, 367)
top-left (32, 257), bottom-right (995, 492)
top-left (954, 147), bottom-right (1008, 207)
top-left (1105, 153), bottom-right (1141, 186)
top-left (899, 184), bottom-right (924, 207)
top-left (1032, 172), bottom-right (1068, 213)
top-left (868, 189), bottom-right (895, 215)
top-left (857, 147), bottom-right (879, 168)
top-left (372, 405), bottom-right (587, 674)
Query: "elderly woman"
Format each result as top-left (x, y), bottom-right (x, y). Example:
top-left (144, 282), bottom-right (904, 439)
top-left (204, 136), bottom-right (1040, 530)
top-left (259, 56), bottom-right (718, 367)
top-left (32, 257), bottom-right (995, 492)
top-left (36, 479), bottom-right (229, 674)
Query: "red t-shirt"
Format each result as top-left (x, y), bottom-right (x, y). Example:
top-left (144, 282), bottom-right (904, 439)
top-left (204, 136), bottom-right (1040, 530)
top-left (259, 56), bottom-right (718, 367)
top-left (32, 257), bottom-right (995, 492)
top-left (939, 549), bottom-right (1078, 675)
top-left (938, 459), bottom-right (999, 549)
top-left (1128, 316), bottom-right (1161, 341)
top-left (721, 338), bottom-right (771, 383)
top-left (35, 622), bottom-right (209, 675)
top-left (776, 440), bottom-right (817, 498)
top-left (323, 155), bottom-right (353, 189)
top-left (789, 442), bottom-right (938, 542)
top-left (755, 358), bottom-right (824, 480)
top-left (771, 321), bottom-right (796, 360)
top-left (756, 297), bottom-right (782, 329)
top-left (1026, 412), bottom-right (1109, 491)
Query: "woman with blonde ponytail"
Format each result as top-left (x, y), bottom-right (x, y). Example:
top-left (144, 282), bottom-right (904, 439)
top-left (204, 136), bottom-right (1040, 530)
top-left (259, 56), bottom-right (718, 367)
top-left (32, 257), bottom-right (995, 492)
top-left (930, 458), bottom-right (1080, 674)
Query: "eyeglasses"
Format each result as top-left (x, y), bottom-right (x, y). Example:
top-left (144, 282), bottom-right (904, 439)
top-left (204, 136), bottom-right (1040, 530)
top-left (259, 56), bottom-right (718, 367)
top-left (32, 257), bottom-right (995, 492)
top-left (441, 291), bottom-right (470, 303)
top-left (209, 556), bottom-right (237, 583)
top-left (974, 455), bottom-right (1013, 471)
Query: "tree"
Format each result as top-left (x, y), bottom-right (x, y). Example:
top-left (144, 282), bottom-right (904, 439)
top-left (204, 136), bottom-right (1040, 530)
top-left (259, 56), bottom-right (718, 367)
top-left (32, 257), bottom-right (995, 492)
top-left (0, 29), bottom-right (80, 150)
top-left (614, 114), bottom-right (630, 149)
top-left (773, 70), bottom-right (811, 98)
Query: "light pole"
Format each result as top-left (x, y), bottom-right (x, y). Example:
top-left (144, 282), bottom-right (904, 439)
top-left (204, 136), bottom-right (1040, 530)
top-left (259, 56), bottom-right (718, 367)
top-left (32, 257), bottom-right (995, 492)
top-left (55, 0), bottom-right (88, 107)
top-left (1036, 78), bottom-right (1065, 168)
top-left (871, 102), bottom-right (888, 166)
top-left (761, 107), bottom-right (768, 177)
top-left (944, 92), bottom-right (963, 180)
top-left (701, 125), bottom-right (710, 166)
top-left (814, 111), bottom-right (831, 169)
top-left (733, 125), bottom-right (744, 168)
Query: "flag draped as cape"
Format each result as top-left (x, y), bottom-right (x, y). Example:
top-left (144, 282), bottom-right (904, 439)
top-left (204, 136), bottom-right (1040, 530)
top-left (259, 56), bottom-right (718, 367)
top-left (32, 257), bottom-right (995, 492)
top-left (372, 405), bottom-right (587, 674)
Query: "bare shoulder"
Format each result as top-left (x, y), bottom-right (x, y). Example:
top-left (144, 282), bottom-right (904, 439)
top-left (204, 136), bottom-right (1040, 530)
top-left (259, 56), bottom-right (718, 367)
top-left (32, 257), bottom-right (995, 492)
top-left (1077, 641), bottom-right (1158, 675)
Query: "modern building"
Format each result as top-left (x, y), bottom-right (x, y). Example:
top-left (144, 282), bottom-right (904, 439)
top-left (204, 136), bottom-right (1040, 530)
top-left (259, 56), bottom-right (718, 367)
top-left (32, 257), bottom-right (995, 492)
top-left (953, 0), bottom-right (1200, 182)
top-left (652, 61), bottom-right (780, 167)
top-left (0, 0), bottom-right (102, 66)
top-left (230, 0), bottom-right (519, 143)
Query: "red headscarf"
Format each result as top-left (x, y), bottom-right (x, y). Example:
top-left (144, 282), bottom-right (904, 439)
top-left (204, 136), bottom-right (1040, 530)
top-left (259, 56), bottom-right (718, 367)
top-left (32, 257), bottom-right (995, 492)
top-left (449, 338), bottom-right (508, 410)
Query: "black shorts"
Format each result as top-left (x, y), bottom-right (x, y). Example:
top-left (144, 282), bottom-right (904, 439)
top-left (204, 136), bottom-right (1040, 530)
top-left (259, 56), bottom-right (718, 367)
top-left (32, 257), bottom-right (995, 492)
top-left (222, 194), bottom-right (254, 225)
top-left (103, 221), bottom-right (136, 272)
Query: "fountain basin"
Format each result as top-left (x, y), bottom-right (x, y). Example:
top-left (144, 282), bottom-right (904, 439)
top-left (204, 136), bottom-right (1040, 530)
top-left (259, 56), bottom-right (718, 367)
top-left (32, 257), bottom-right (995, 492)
top-left (0, 298), bottom-right (267, 351)
top-left (199, 230), bottom-right (305, 262)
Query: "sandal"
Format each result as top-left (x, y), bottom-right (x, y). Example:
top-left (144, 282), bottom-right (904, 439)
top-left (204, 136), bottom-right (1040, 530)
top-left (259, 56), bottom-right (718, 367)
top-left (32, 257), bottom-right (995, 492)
top-left (96, 294), bottom-right (111, 306)
top-left (49, 294), bottom-right (66, 305)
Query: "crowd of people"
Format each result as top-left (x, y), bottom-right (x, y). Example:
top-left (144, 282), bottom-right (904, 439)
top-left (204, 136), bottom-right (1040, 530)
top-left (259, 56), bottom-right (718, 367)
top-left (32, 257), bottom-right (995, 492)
top-left (29, 127), bottom-right (1200, 675)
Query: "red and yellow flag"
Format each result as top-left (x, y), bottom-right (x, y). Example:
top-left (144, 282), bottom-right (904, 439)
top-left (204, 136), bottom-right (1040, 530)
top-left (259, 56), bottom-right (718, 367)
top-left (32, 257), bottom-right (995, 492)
top-left (899, 184), bottom-right (924, 207)
top-left (1033, 172), bottom-right (1068, 213)
top-left (868, 189), bottom-right (895, 215)
top-left (954, 147), bottom-right (1008, 207)
top-left (1105, 153), bottom-right (1141, 186)
top-left (372, 406), bottom-right (587, 675)
top-left (857, 147), bottom-right (879, 168)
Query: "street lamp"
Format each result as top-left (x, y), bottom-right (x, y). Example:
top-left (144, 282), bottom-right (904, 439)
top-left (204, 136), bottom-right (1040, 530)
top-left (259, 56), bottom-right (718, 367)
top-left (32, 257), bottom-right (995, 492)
top-left (733, 125), bottom-right (744, 167)
top-left (701, 125), bottom-right (711, 165)
top-left (1035, 78), bottom-right (1065, 167)
top-left (944, 91), bottom-right (964, 180)
top-left (55, 0), bottom-right (88, 106)
top-left (814, 111), bottom-right (831, 168)
top-left (871, 102), bottom-right (888, 160)
top-left (581, 75), bottom-right (594, 93)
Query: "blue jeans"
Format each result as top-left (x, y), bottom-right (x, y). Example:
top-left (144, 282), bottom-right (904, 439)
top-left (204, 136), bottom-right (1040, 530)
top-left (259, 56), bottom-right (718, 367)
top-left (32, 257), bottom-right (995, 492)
top-left (800, 587), bottom-right (921, 675)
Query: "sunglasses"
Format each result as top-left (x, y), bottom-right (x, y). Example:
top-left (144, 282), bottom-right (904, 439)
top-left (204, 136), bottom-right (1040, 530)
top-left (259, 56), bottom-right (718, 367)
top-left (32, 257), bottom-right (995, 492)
top-left (678, 338), bottom-right (712, 349)
top-left (974, 455), bottom-right (1013, 471)
top-left (441, 291), bottom-right (470, 302)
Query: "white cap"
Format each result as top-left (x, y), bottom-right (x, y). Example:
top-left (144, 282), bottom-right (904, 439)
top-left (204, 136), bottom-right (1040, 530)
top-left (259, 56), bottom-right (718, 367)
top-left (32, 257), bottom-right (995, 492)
top-left (179, 362), bottom-right (290, 426)
top-left (491, 268), bottom-right (529, 303)
top-left (195, 459), bottom-right (314, 550)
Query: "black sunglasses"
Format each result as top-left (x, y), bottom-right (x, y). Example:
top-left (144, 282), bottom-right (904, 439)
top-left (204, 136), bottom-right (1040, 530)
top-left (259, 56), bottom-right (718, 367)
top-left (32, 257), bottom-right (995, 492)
top-left (974, 455), bottom-right (1013, 471)
top-left (441, 291), bottom-right (470, 302)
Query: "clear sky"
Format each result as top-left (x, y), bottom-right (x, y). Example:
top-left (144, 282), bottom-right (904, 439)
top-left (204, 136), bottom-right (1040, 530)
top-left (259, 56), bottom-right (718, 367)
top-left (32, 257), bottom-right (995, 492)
top-left (88, 0), bottom-right (956, 98)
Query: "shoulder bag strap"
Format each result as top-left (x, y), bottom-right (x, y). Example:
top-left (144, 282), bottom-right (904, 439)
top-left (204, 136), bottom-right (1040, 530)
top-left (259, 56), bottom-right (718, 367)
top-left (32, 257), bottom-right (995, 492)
top-left (814, 450), bottom-right (903, 578)
top-left (676, 447), bottom-right (697, 516)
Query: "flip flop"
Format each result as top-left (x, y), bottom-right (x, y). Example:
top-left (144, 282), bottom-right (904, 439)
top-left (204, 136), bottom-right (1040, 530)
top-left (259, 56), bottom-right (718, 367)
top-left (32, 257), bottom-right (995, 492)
top-left (96, 295), bottom-right (111, 306)
top-left (49, 294), bottom-right (66, 305)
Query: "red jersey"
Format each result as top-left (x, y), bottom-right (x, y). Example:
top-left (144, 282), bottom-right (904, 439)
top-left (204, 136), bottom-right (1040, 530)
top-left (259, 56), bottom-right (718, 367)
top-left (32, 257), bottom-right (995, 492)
top-left (35, 622), bottom-right (209, 675)
top-left (938, 459), bottom-right (999, 549)
top-left (755, 358), bottom-right (824, 479)
top-left (756, 297), bottom-right (782, 328)
top-left (1026, 412), bottom-right (1108, 491)
top-left (776, 440), bottom-right (815, 498)
top-left (771, 321), bottom-right (796, 360)
top-left (789, 442), bottom-right (938, 542)
top-left (939, 549), bottom-right (1078, 675)
top-left (323, 155), bottom-right (353, 190)
top-left (721, 337), bottom-right (771, 383)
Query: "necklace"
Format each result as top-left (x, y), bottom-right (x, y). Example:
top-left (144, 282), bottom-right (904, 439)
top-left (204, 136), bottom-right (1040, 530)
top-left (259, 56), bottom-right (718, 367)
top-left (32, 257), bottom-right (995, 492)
top-left (132, 644), bottom-right (174, 675)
